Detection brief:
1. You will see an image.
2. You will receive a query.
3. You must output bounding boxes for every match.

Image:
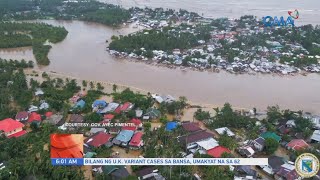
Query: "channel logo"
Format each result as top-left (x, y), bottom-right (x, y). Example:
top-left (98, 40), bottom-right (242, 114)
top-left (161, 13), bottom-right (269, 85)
top-left (288, 9), bottom-right (299, 19)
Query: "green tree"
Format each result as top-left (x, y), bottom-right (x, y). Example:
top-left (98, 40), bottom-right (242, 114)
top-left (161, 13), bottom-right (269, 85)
top-left (82, 80), bottom-right (87, 87)
top-left (143, 122), bottom-right (151, 131)
top-left (218, 134), bottom-right (238, 150)
top-left (84, 112), bottom-right (103, 123)
top-left (90, 81), bottom-right (95, 90)
top-left (112, 84), bottom-right (118, 92)
top-left (97, 83), bottom-right (104, 91)
top-left (267, 105), bottom-right (282, 124)
top-left (265, 138), bottom-right (279, 155)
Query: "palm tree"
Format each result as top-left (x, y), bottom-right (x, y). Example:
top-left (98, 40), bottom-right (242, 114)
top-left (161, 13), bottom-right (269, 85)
top-left (112, 84), bottom-right (118, 92)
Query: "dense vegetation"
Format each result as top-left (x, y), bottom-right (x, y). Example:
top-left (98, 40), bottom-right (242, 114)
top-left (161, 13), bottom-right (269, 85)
top-left (109, 25), bottom-right (211, 56)
top-left (0, 59), bottom-right (34, 119)
top-left (0, 0), bottom-right (131, 26)
top-left (61, 1), bottom-right (130, 26)
top-left (0, 124), bottom-right (85, 179)
top-left (0, 22), bottom-right (68, 65)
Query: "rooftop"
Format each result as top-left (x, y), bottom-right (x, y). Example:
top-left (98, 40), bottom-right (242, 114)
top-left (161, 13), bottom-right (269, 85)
top-left (85, 132), bottom-right (112, 147)
top-left (260, 131), bottom-right (281, 142)
top-left (181, 122), bottom-right (202, 132)
top-left (0, 118), bottom-right (25, 132)
top-left (207, 146), bottom-right (231, 158)
top-left (178, 130), bottom-right (214, 144)
top-left (115, 130), bottom-right (134, 143)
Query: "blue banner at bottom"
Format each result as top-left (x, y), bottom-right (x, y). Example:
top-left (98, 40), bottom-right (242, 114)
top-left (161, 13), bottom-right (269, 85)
top-left (51, 158), bottom-right (84, 166)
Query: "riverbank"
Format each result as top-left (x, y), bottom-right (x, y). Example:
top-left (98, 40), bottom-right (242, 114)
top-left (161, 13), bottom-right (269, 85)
top-left (24, 69), bottom-right (254, 113)
top-left (111, 55), bottom-right (313, 77)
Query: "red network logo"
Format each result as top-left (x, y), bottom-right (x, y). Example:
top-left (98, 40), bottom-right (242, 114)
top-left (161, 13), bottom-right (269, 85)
top-left (288, 9), bottom-right (299, 19)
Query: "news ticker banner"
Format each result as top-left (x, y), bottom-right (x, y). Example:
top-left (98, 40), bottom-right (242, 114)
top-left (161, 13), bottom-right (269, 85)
top-left (52, 158), bottom-right (268, 166)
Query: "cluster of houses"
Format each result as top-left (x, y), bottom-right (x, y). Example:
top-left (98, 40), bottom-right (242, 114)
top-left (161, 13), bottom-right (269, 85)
top-left (234, 114), bottom-right (320, 180)
top-left (3, 87), bottom-right (320, 179)
top-left (128, 7), bottom-right (200, 29)
top-left (109, 14), bottom-right (320, 76)
top-left (0, 88), bottom-right (60, 138)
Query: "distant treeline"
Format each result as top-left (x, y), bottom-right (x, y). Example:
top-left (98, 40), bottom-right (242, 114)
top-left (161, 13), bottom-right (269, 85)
top-left (0, 0), bottom-right (131, 26)
top-left (0, 22), bottom-right (68, 65)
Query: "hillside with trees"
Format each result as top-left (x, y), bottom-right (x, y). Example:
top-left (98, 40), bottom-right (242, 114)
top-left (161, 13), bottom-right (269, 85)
top-left (0, 22), bottom-right (68, 65)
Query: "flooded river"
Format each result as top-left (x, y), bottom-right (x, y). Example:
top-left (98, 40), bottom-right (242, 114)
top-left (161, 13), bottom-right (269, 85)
top-left (1, 20), bottom-right (320, 113)
top-left (100, 0), bottom-right (320, 25)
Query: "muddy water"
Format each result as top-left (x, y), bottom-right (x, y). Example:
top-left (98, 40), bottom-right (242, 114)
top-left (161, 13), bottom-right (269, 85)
top-left (1, 20), bottom-right (320, 113)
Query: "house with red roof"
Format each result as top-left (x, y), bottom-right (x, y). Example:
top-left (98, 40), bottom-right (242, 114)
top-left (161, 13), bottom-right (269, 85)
top-left (286, 139), bottom-right (309, 151)
top-left (120, 102), bottom-right (134, 112)
top-left (181, 122), bottom-right (202, 132)
top-left (122, 126), bottom-right (136, 131)
top-left (207, 146), bottom-right (231, 158)
top-left (45, 112), bottom-right (53, 118)
top-left (104, 114), bottom-right (115, 120)
top-left (131, 119), bottom-right (142, 128)
top-left (114, 102), bottom-right (134, 114)
top-left (129, 132), bottom-right (143, 149)
top-left (28, 112), bottom-right (42, 124)
top-left (122, 119), bottom-right (142, 131)
top-left (114, 106), bottom-right (122, 114)
top-left (84, 132), bottom-right (113, 148)
top-left (0, 118), bottom-right (27, 138)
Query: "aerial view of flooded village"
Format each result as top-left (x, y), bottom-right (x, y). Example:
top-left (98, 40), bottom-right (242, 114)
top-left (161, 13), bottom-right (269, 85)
top-left (0, 0), bottom-right (320, 179)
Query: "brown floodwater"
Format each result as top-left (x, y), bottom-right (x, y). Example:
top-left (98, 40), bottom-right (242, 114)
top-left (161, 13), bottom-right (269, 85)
top-left (0, 20), bottom-right (320, 113)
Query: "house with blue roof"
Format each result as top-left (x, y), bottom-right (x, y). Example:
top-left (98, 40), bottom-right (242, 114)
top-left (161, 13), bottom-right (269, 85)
top-left (112, 130), bottom-right (134, 147)
top-left (166, 122), bottom-right (178, 132)
top-left (70, 99), bottom-right (86, 112)
top-left (92, 100), bottom-right (107, 109)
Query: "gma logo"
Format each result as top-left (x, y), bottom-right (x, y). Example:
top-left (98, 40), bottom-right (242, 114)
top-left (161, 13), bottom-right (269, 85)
top-left (262, 16), bottom-right (295, 27)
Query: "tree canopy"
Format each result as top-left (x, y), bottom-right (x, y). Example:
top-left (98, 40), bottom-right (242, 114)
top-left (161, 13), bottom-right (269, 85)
top-left (0, 22), bottom-right (68, 65)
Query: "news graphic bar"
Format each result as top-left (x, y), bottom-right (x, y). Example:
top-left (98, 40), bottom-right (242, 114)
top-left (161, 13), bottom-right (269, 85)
top-left (51, 158), bottom-right (268, 166)
top-left (52, 158), bottom-right (84, 166)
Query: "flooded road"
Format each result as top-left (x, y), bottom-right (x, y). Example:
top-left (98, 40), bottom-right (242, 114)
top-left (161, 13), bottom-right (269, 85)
top-left (1, 20), bottom-right (320, 113)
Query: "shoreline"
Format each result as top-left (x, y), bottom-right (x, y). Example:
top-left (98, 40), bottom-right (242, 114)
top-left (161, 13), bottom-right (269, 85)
top-left (24, 68), bottom-right (254, 112)
top-left (111, 56), bottom-right (314, 77)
